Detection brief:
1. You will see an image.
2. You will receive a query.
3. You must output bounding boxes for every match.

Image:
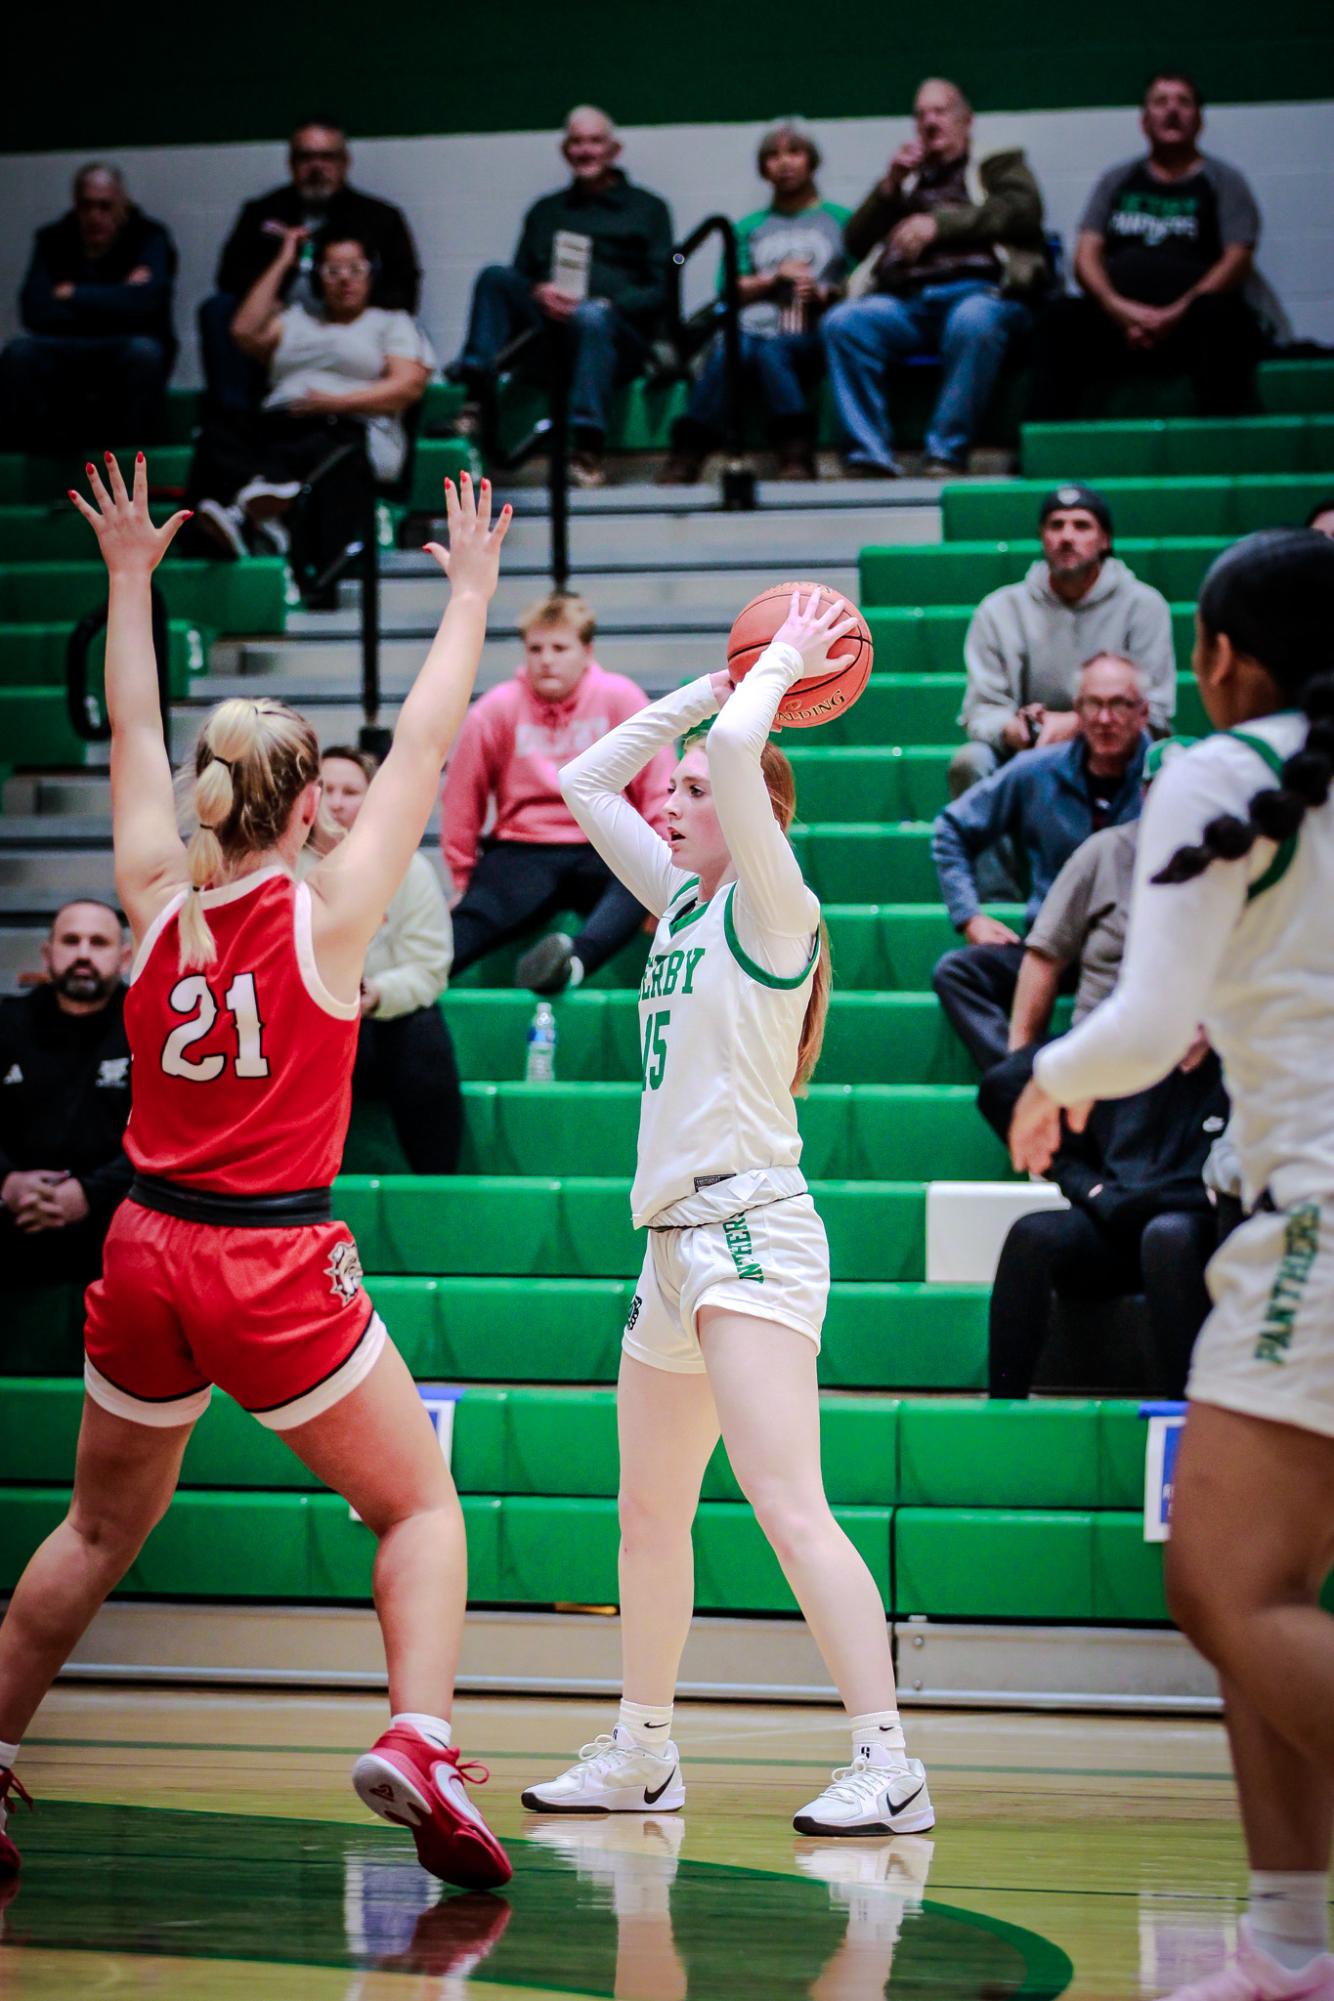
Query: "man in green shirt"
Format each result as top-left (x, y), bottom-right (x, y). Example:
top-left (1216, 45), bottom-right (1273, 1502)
top-left (660, 122), bottom-right (848, 484)
top-left (448, 106), bottom-right (673, 488)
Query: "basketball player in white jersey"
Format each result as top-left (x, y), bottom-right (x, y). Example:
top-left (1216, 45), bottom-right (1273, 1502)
top-left (1010, 531), bottom-right (1334, 2001)
top-left (518, 590), bottom-right (933, 1836)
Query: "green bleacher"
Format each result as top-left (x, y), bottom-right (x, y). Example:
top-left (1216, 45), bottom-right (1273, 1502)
top-left (5, 365), bottom-right (1334, 1644)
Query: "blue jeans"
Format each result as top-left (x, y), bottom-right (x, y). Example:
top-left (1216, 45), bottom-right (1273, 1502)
top-left (455, 264), bottom-right (647, 438)
top-left (821, 280), bottom-right (1030, 468)
top-left (685, 326), bottom-right (823, 439)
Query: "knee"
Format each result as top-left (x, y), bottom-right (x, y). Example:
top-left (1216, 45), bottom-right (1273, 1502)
top-left (943, 293), bottom-right (1010, 351)
top-left (931, 945), bottom-right (972, 1002)
top-left (820, 300), bottom-right (861, 350)
top-left (743, 1480), bottom-right (828, 1568)
top-left (949, 741), bottom-right (997, 794)
top-left (68, 1499), bottom-right (160, 1574)
top-left (571, 298), bottom-right (616, 332)
top-left (1140, 1211), bottom-right (1197, 1279)
top-left (619, 1478), bottom-right (694, 1552)
top-left (477, 262), bottom-right (521, 292)
top-left (1163, 1542), bottom-right (1230, 1657)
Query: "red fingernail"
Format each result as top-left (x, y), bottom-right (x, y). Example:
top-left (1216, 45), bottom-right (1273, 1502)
top-left (183, 510), bottom-right (194, 520)
top-left (136, 451), bottom-right (144, 463)
top-left (460, 470), bottom-right (470, 481)
top-left (104, 451), bottom-right (113, 464)
top-left (86, 463), bottom-right (95, 475)
top-left (67, 489), bottom-right (77, 501)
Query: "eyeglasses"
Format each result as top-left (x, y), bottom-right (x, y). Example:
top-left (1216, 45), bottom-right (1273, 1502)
top-left (1076, 696), bottom-right (1143, 719)
top-left (293, 148), bottom-right (346, 165)
top-left (322, 261), bottom-right (371, 279)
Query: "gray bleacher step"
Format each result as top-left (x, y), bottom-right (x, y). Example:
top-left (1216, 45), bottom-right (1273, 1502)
top-left (232, 628), bottom-right (754, 688)
top-left (4, 773), bottom-right (112, 817)
top-left (310, 561), bottom-right (861, 632)
top-left (492, 475), bottom-right (959, 517)
top-left (420, 501), bottom-right (936, 570)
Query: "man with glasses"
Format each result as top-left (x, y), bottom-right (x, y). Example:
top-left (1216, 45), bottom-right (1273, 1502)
top-left (931, 652), bottom-right (1151, 1072)
top-left (200, 118), bottom-right (422, 413)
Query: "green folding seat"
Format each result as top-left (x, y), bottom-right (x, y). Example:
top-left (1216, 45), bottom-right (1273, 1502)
top-left (449, 915), bottom-right (650, 991)
top-left (0, 688), bottom-right (90, 768)
top-left (0, 618), bottom-right (205, 695)
top-left (860, 538), bottom-right (1228, 609)
top-left (408, 438), bottom-right (483, 511)
top-left (785, 746), bottom-right (952, 822)
top-left (821, 1284), bottom-right (988, 1390)
top-left (1260, 360), bottom-right (1334, 415)
top-left (1092, 1514), bottom-right (1168, 1621)
top-left (1021, 415), bottom-right (1331, 481)
top-left (893, 1507), bottom-right (1095, 1619)
top-left (789, 825), bottom-right (939, 902)
top-left (896, 1398), bottom-right (1103, 1507)
top-left (0, 559), bottom-right (287, 633)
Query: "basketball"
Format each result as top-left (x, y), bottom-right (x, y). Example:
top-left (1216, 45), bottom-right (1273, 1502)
top-left (727, 580), bottom-right (874, 729)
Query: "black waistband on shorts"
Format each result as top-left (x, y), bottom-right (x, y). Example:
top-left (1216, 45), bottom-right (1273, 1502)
top-left (129, 1174), bottom-right (333, 1228)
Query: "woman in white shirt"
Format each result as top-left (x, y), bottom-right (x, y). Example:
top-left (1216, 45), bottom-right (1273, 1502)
top-left (1010, 530), bottom-right (1334, 2001)
top-left (188, 227), bottom-right (432, 592)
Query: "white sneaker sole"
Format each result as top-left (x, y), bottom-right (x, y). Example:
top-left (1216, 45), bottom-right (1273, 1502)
top-left (519, 1777), bottom-right (686, 1815)
top-left (793, 1792), bottom-right (936, 1837)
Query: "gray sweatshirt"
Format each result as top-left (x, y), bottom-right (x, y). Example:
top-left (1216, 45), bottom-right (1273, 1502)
top-left (960, 557), bottom-right (1175, 752)
top-left (363, 850), bottom-right (453, 1020)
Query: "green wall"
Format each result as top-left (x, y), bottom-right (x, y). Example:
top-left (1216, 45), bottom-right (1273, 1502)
top-left (8, 0), bottom-right (1333, 153)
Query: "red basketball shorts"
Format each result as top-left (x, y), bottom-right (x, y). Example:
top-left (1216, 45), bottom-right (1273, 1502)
top-left (84, 1200), bottom-right (386, 1429)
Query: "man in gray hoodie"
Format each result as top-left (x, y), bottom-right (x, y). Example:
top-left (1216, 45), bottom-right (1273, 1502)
top-left (949, 484), bottom-right (1174, 797)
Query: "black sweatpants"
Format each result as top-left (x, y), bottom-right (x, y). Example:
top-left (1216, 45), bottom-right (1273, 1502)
top-left (988, 1204), bottom-right (1217, 1399)
top-left (186, 407), bottom-right (372, 584)
top-left (932, 942), bottom-right (1026, 1073)
top-left (450, 840), bottom-right (648, 979)
top-left (1028, 291), bottom-right (1263, 422)
top-left (353, 1005), bottom-right (462, 1175)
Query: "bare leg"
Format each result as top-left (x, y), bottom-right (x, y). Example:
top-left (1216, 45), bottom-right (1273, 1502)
top-left (615, 1354), bottom-right (720, 1707)
top-left (699, 1308), bottom-right (897, 1717)
top-left (1167, 1401), bottom-right (1334, 1869)
top-left (0, 1397), bottom-right (194, 1742)
top-left (284, 1340), bottom-right (467, 1718)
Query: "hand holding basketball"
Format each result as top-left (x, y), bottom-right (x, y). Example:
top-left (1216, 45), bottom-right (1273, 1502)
top-left (772, 586), bottom-right (858, 676)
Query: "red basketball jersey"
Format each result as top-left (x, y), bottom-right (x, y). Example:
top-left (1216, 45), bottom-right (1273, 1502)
top-left (124, 866), bottom-right (359, 1193)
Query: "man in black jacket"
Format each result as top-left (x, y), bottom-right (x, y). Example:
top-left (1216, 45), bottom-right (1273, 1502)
top-left (200, 118), bottom-right (422, 413)
top-left (1, 901), bottom-right (133, 1302)
top-left (0, 164), bottom-right (176, 451)
top-left (448, 105), bottom-right (673, 488)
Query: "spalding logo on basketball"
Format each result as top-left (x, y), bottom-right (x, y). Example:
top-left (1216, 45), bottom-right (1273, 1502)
top-left (726, 580), bottom-right (874, 730)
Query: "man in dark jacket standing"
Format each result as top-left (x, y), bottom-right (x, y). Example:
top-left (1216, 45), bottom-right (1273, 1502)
top-left (448, 106), bottom-right (673, 488)
top-left (1, 901), bottom-right (133, 1312)
top-left (821, 79), bottom-right (1048, 476)
top-left (200, 118), bottom-right (422, 413)
top-left (0, 164), bottom-right (176, 451)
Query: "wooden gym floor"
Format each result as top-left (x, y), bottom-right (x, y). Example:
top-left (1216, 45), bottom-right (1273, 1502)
top-left (0, 1686), bottom-right (1266, 1999)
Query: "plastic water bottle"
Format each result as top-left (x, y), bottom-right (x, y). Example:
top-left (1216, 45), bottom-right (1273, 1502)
top-left (525, 1001), bottom-right (557, 1083)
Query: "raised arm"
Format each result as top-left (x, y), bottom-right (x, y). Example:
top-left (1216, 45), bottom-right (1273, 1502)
top-left (67, 455), bottom-right (193, 943)
top-left (232, 228), bottom-right (303, 361)
top-left (309, 473), bottom-right (509, 995)
top-left (560, 678), bottom-right (722, 917)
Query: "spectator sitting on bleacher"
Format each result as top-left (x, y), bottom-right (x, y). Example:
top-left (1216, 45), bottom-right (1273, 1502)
top-left (1306, 496), bottom-right (1334, 540)
top-left (820, 78), bottom-right (1049, 478)
top-left (977, 745), bottom-right (1228, 1398)
top-left (200, 118), bottom-right (422, 416)
top-left (0, 901), bottom-right (132, 1304)
top-left (186, 228), bottom-right (432, 592)
top-left (951, 484), bottom-right (1175, 799)
top-left (441, 592), bottom-right (673, 994)
top-left (1029, 72), bottom-right (1263, 422)
top-left (931, 652), bottom-right (1149, 1072)
top-left (319, 747), bottom-right (463, 1174)
top-left (0, 164), bottom-right (176, 453)
top-left (446, 106), bottom-right (674, 490)
top-left (657, 121), bottom-right (849, 485)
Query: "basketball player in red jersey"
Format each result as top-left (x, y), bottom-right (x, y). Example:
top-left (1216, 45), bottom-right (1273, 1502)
top-left (0, 453), bottom-right (512, 1892)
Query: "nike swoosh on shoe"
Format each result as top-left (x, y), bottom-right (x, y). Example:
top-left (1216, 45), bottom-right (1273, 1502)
top-left (643, 1770), bottom-right (679, 1806)
top-left (886, 1781), bottom-right (924, 1816)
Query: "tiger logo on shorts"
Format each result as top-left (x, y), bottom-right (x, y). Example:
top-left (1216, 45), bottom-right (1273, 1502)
top-left (324, 1239), bottom-right (364, 1304)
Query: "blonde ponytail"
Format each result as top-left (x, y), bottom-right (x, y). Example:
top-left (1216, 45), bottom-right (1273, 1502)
top-left (175, 697), bottom-right (322, 970)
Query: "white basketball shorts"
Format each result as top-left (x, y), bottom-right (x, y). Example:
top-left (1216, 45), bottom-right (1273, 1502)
top-left (622, 1192), bottom-right (830, 1375)
top-left (1187, 1197), bottom-right (1334, 1440)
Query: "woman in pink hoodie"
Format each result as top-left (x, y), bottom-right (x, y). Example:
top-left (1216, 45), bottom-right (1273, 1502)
top-left (440, 592), bottom-right (673, 991)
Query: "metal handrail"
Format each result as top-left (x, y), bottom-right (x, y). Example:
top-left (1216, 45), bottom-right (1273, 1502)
top-left (66, 584), bottom-right (171, 744)
top-left (670, 214), bottom-right (755, 509)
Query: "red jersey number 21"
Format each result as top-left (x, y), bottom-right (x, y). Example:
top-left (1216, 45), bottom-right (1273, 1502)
top-left (162, 972), bottom-right (271, 1081)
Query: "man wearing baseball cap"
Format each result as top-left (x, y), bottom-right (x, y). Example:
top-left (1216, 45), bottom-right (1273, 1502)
top-left (950, 482), bottom-right (1175, 803)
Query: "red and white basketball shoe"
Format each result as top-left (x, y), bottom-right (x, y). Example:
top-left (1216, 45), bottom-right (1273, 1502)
top-left (0, 1767), bottom-right (33, 1876)
top-left (352, 1725), bottom-right (512, 1890)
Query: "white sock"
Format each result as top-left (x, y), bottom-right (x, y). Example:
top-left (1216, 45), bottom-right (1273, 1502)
top-left (391, 1711), bottom-right (452, 1752)
top-left (618, 1698), bottom-right (673, 1750)
top-left (0, 1740), bottom-right (19, 1772)
top-left (850, 1709), bottom-right (907, 1765)
top-left (567, 955), bottom-right (585, 990)
top-left (1248, 1871), bottom-right (1331, 1972)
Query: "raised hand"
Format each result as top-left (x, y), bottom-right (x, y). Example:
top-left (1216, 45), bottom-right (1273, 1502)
top-left (772, 586), bottom-right (858, 678)
top-left (67, 452), bottom-right (192, 576)
top-left (423, 471), bottom-right (512, 602)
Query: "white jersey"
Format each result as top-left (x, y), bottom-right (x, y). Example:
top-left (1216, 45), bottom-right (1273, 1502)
top-left (560, 644), bottom-right (823, 1229)
top-left (632, 873), bottom-right (817, 1227)
top-left (1037, 711), bottom-right (1334, 1209)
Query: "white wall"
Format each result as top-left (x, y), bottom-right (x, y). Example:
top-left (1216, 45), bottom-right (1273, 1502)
top-left (2, 99), bottom-right (1330, 384)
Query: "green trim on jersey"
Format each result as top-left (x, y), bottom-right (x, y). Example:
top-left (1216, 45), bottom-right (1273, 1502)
top-left (1228, 726), bottom-right (1299, 902)
top-left (722, 883), bottom-right (819, 989)
top-left (668, 894), bottom-right (712, 936)
top-left (667, 876), bottom-right (700, 909)
top-left (730, 199), bottom-right (853, 279)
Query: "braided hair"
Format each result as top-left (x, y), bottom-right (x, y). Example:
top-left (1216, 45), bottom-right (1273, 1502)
top-left (1152, 530), bottom-right (1334, 886)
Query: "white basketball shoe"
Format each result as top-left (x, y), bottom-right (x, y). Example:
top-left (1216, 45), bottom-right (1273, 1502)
top-left (520, 1725), bottom-right (685, 1814)
top-left (793, 1755), bottom-right (935, 1836)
